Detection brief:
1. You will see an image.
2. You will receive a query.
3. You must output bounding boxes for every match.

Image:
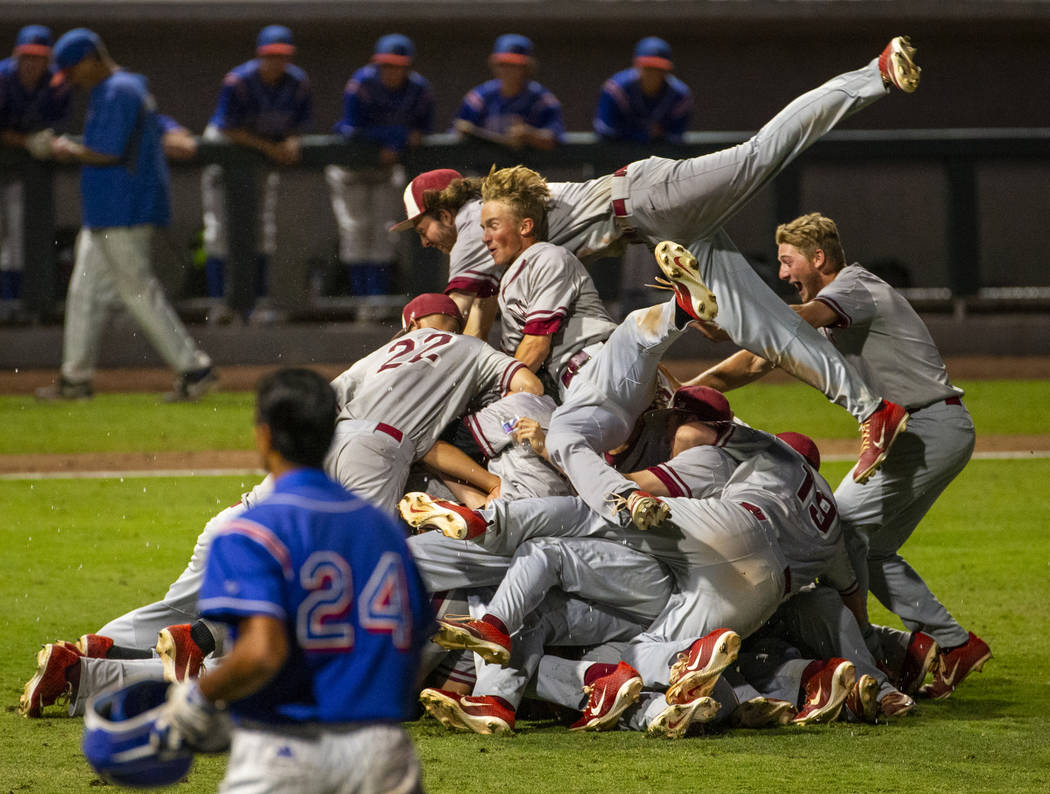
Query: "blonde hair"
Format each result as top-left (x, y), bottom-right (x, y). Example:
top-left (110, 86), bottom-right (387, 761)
top-left (481, 165), bottom-right (551, 239)
top-left (776, 212), bottom-right (846, 271)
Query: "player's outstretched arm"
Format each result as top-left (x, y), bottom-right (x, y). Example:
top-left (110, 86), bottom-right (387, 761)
top-left (462, 295), bottom-right (499, 339)
top-left (421, 441), bottom-right (501, 496)
top-left (507, 362), bottom-right (544, 395)
top-left (199, 615), bottom-right (288, 704)
top-left (685, 349), bottom-right (775, 393)
top-left (513, 334), bottom-right (553, 374)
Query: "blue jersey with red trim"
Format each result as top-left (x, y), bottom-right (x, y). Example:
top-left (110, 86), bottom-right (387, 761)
top-left (198, 467), bottom-right (433, 725)
top-left (0, 56), bottom-right (71, 133)
top-left (208, 59), bottom-right (312, 141)
top-left (453, 78), bottom-right (564, 141)
top-left (593, 67), bottom-right (692, 144)
top-left (332, 64), bottom-right (434, 152)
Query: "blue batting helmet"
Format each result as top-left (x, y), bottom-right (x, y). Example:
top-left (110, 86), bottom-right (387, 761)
top-left (82, 679), bottom-right (194, 789)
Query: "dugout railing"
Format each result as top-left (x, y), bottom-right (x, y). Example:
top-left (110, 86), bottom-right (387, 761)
top-left (3, 128), bottom-right (1049, 323)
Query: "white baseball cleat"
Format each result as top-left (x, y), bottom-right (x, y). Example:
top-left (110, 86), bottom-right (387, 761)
top-left (652, 241), bottom-right (718, 322)
top-left (418, 688), bottom-right (515, 735)
top-left (647, 695), bottom-right (720, 739)
top-left (878, 36), bottom-right (921, 93)
top-left (397, 492), bottom-right (486, 539)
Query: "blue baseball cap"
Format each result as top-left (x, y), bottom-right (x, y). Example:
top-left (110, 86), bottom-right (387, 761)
top-left (491, 33), bottom-right (534, 65)
top-left (52, 28), bottom-right (102, 72)
top-left (15, 25), bottom-right (53, 56)
top-left (633, 36), bottom-right (673, 70)
top-left (257, 25), bottom-right (295, 56)
top-left (372, 33), bottom-right (414, 66)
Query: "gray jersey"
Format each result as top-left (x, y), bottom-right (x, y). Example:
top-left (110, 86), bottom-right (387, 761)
top-left (646, 444), bottom-right (738, 499)
top-left (448, 199), bottom-right (500, 298)
top-left (330, 329), bottom-right (525, 459)
top-left (719, 425), bottom-right (855, 594)
top-left (816, 265), bottom-right (962, 410)
top-left (497, 241), bottom-right (617, 385)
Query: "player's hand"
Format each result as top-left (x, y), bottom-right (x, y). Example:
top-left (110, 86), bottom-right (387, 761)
top-left (50, 135), bottom-right (80, 162)
top-left (271, 137), bottom-right (301, 165)
top-left (153, 680), bottom-right (231, 754)
top-left (513, 418), bottom-right (547, 457)
top-left (691, 319), bottom-right (731, 343)
top-left (505, 119), bottom-right (529, 149)
top-left (24, 129), bottom-right (56, 160)
top-left (163, 131), bottom-right (198, 161)
top-left (379, 147), bottom-right (400, 165)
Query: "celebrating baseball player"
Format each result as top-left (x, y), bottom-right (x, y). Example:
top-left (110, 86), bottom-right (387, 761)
top-left (694, 211), bottom-right (990, 698)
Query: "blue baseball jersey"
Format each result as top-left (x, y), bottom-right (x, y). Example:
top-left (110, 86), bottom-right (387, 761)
top-left (593, 68), bottom-right (692, 144)
top-left (0, 56), bottom-right (71, 133)
top-left (208, 59), bottom-right (312, 141)
top-left (80, 71), bottom-right (169, 229)
top-left (453, 78), bottom-right (565, 141)
top-left (333, 64), bottom-right (434, 152)
top-left (198, 467), bottom-right (434, 725)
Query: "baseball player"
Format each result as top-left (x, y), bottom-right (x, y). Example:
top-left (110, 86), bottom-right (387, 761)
top-left (154, 368), bottom-right (433, 793)
top-left (34, 28), bottom-right (215, 403)
top-left (593, 36), bottom-right (693, 144)
top-left (453, 34), bottom-right (565, 151)
top-left (326, 292), bottom-right (543, 513)
top-left (200, 25), bottom-right (312, 317)
top-left (394, 37), bottom-right (921, 479)
top-left (695, 211), bottom-right (990, 698)
top-left (0, 25), bottom-right (71, 307)
top-left (326, 34), bottom-right (434, 296)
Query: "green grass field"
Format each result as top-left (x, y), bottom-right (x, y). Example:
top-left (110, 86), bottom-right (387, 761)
top-left (2, 381), bottom-right (1049, 792)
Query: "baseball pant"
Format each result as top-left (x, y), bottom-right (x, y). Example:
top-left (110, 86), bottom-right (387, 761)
top-left (325, 419), bottom-right (417, 516)
top-left (547, 298), bottom-right (689, 522)
top-left (221, 723), bottom-right (422, 794)
top-left (325, 164), bottom-right (402, 265)
top-left (836, 400), bottom-right (975, 648)
top-left (60, 225), bottom-right (212, 384)
top-left (69, 657), bottom-right (166, 717)
top-left (1, 180), bottom-right (24, 293)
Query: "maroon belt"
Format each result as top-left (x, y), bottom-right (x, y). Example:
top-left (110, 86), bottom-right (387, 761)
top-left (560, 350), bottom-right (592, 389)
top-left (913, 396), bottom-right (962, 412)
top-left (375, 422), bottom-right (403, 443)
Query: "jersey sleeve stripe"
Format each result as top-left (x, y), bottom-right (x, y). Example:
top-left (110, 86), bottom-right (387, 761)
top-left (646, 464), bottom-right (689, 498)
top-left (198, 596), bottom-right (287, 620)
top-left (221, 518), bottom-right (295, 581)
top-left (500, 360), bottom-right (526, 396)
top-left (464, 413), bottom-right (497, 459)
top-left (815, 295), bottom-right (852, 328)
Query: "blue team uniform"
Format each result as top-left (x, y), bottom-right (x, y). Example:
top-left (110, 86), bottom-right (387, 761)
top-left (0, 56), bottom-right (71, 134)
top-left (453, 78), bottom-right (565, 141)
top-left (209, 59), bottom-right (312, 141)
top-left (333, 64), bottom-right (434, 152)
top-left (80, 71), bottom-right (169, 229)
top-left (198, 468), bottom-right (434, 725)
top-left (593, 67), bottom-right (693, 144)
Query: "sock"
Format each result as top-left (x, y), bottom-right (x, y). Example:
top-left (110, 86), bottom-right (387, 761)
top-left (673, 302), bottom-right (694, 329)
top-left (488, 695), bottom-right (515, 713)
top-left (106, 644), bottom-right (154, 660)
top-left (190, 620), bottom-right (217, 656)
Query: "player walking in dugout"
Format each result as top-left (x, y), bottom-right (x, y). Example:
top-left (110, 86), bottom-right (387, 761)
top-left (147, 368), bottom-right (432, 793)
top-left (393, 36), bottom-right (922, 484)
top-left (693, 212), bottom-right (991, 699)
top-left (34, 28), bottom-right (215, 403)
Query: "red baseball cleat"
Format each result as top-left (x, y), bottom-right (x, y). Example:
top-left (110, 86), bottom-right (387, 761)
top-left (156, 624), bottom-right (205, 683)
top-left (792, 658), bottom-right (856, 725)
top-left (75, 633), bottom-right (115, 658)
top-left (896, 631), bottom-right (939, 695)
top-left (854, 400), bottom-right (909, 483)
top-left (879, 689), bottom-right (916, 718)
top-left (398, 492), bottom-right (487, 539)
top-left (647, 695), bottom-right (719, 739)
top-left (844, 673), bottom-right (879, 723)
top-left (432, 616), bottom-right (511, 666)
top-left (569, 661), bottom-right (643, 731)
top-left (19, 643), bottom-right (80, 717)
top-left (665, 628), bottom-right (740, 704)
top-left (653, 241), bottom-right (718, 322)
top-left (920, 632), bottom-right (992, 700)
top-left (419, 688), bottom-right (515, 735)
top-left (878, 36), bottom-right (921, 93)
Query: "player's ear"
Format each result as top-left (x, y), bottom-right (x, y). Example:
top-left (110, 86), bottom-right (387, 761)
top-left (254, 422), bottom-right (273, 460)
top-left (438, 209), bottom-right (454, 226)
top-left (812, 248), bottom-right (827, 270)
top-left (520, 215), bottom-right (535, 238)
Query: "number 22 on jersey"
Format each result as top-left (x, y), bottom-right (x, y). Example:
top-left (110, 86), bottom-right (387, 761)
top-left (377, 332), bottom-right (453, 373)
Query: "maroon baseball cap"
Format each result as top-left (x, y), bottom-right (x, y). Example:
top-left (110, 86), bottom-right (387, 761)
top-left (390, 169), bottom-right (464, 232)
top-left (669, 385), bottom-right (732, 422)
top-left (401, 293), bottom-right (462, 328)
top-left (776, 431), bottom-right (821, 471)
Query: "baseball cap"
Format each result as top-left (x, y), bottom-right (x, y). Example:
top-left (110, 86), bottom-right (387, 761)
top-left (668, 385), bottom-right (732, 422)
top-left (372, 34), bottom-right (414, 66)
top-left (401, 293), bottom-right (462, 328)
top-left (633, 36), bottom-right (673, 71)
top-left (257, 25), bottom-right (295, 56)
top-left (490, 33), bottom-right (534, 65)
top-left (389, 169), bottom-right (464, 232)
top-left (52, 28), bottom-right (101, 72)
top-left (15, 25), bottom-right (53, 57)
top-left (776, 431), bottom-right (821, 471)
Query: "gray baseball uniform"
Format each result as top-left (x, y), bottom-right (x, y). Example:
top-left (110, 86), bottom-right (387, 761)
top-left (326, 328), bottom-right (526, 513)
top-left (814, 264), bottom-right (974, 649)
top-left (496, 240), bottom-right (616, 392)
top-left (445, 58), bottom-right (893, 422)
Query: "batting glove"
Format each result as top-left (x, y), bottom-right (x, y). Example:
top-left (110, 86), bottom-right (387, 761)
top-left (152, 679), bottom-right (231, 754)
